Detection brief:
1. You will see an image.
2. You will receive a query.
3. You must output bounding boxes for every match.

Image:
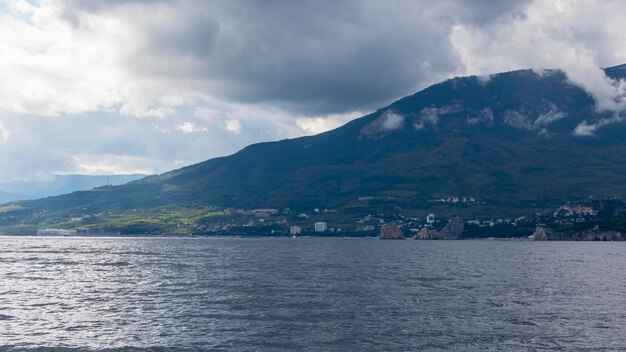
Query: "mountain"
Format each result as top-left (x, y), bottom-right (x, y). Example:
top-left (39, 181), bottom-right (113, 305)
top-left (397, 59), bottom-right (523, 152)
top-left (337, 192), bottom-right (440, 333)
top-left (0, 174), bottom-right (147, 203)
top-left (5, 65), bottom-right (626, 220)
top-left (0, 190), bottom-right (23, 204)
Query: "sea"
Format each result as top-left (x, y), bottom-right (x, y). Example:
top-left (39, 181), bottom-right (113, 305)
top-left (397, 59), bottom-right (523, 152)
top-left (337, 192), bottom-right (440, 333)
top-left (0, 237), bottom-right (625, 351)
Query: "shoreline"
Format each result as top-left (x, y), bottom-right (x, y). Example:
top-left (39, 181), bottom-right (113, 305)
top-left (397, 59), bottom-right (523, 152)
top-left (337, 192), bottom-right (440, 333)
top-left (2, 234), bottom-right (623, 241)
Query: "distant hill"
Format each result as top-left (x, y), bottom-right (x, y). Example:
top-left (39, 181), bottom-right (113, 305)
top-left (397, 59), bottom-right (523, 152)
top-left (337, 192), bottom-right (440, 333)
top-left (0, 174), bottom-right (147, 203)
top-left (0, 190), bottom-right (23, 204)
top-left (6, 65), bottom-right (626, 218)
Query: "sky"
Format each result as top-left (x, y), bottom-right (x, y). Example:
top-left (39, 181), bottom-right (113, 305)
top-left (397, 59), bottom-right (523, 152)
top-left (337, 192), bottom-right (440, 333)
top-left (0, 0), bottom-right (625, 183)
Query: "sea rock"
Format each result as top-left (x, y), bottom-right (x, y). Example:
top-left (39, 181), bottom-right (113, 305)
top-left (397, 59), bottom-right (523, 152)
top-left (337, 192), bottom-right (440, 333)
top-left (413, 228), bottom-right (439, 240)
top-left (531, 226), bottom-right (556, 240)
top-left (439, 217), bottom-right (464, 240)
top-left (379, 222), bottom-right (405, 240)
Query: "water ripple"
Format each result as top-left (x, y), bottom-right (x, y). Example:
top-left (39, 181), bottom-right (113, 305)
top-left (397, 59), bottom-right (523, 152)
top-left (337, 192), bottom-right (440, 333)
top-left (0, 237), bottom-right (624, 351)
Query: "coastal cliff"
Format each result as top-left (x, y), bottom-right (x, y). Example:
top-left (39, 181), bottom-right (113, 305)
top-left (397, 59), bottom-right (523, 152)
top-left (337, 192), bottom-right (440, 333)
top-left (413, 217), bottom-right (464, 240)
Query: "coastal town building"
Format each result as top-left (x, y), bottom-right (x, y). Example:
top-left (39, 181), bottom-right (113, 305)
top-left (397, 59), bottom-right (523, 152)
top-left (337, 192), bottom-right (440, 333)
top-left (314, 222), bottom-right (328, 232)
top-left (290, 226), bottom-right (302, 236)
top-left (552, 204), bottom-right (598, 225)
top-left (434, 196), bottom-right (477, 204)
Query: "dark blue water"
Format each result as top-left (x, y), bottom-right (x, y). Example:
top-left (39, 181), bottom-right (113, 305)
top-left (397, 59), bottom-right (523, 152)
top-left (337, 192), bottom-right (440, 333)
top-left (0, 237), bottom-right (625, 351)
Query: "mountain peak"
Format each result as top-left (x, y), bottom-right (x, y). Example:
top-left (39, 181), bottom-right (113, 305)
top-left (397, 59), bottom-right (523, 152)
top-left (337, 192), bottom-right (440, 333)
top-left (606, 63), bottom-right (626, 71)
top-left (356, 67), bottom-right (604, 139)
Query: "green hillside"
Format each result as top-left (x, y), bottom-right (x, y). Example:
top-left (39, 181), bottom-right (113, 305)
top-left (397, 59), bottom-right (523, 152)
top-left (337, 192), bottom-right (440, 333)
top-left (2, 65), bottom-right (626, 231)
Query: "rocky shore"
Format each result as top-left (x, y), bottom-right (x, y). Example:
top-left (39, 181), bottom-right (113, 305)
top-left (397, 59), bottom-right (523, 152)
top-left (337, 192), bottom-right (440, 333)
top-left (413, 217), bottom-right (464, 240)
top-left (531, 226), bottom-right (626, 241)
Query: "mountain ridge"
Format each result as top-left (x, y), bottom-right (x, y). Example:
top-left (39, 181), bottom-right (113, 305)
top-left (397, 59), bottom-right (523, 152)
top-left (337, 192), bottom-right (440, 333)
top-left (3, 65), bottom-right (626, 220)
top-left (0, 174), bottom-right (147, 203)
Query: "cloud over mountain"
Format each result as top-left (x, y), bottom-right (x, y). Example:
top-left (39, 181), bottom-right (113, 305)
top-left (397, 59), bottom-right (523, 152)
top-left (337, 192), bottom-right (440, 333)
top-left (0, 0), bottom-right (624, 183)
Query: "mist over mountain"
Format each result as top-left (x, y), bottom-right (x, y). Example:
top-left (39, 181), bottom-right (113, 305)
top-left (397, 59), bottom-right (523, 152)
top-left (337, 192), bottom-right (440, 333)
top-left (0, 174), bottom-right (147, 203)
top-left (5, 65), bottom-right (626, 217)
top-left (0, 190), bottom-right (22, 204)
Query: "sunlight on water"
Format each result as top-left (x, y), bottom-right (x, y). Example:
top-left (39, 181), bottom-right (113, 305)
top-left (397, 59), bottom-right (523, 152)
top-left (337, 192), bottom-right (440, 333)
top-left (0, 237), bottom-right (625, 351)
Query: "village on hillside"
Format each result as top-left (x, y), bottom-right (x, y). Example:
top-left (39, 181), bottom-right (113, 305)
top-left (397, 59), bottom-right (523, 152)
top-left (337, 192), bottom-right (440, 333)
top-left (13, 197), bottom-right (626, 241)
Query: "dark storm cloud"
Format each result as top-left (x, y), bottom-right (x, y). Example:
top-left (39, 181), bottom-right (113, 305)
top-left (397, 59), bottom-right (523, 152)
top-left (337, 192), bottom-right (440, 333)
top-left (19, 0), bottom-right (626, 182)
top-left (59, 0), bottom-right (531, 115)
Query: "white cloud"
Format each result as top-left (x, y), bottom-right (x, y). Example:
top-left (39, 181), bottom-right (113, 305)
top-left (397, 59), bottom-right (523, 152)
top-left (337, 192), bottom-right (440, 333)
top-left (573, 122), bottom-right (595, 137)
top-left (0, 112), bottom-right (263, 183)
top-left (0, 0), bottom-right (517, 118)
top-left (225, 119), bottom-right (242, 134)
top-left (70, 154), bottom-right (158, 175)
top-left (476, 74), bottom-right (492, 85)
top-left (381, 111), bottom-right (405, 130)
top-left (177, 122), bottom-right (208, 134)
top-left (535, 109), bottom-right (566, 126)
top-left (296, 112), bottom-right (362, 135)
top-left (0, 121), bottom-right (9, 142)
top-left (120, 105), bottom-right (176, 119)
top-left (419, 107), bottom-right (440, 125)
top-left (2, 1), bottom-right (625, 123)
top-left (451, 0), bottom-right (626, 120)
top-left (358, 110), bottom-right (406, 139)
top-left (573, 114), bottom-right (624, 136)
top-left (193, 107), bottom-right (223, 121)
top-left (1, 0), bottom-right (626, 183)
top-left (0, 1), bottom-right (127, 116)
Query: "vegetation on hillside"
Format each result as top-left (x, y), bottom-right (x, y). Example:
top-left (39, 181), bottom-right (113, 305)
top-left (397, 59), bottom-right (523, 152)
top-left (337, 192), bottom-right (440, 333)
top-left (2, 65), bottom-right (626, 234)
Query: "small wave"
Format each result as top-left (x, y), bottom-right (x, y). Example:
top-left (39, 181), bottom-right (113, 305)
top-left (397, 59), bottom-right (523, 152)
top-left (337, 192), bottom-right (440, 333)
top-left (506, 318), bottom-right (538, 326)
top-left (93, 262), bottom-right (131, 267)
top-left (111, 251), bottom-right (163, 256)
top-left (2, 347), bottom-right (201, 352)
top-left (38, 261), bottom-right (81, 266)
top-left (19, 276), bottom-right (53, 281)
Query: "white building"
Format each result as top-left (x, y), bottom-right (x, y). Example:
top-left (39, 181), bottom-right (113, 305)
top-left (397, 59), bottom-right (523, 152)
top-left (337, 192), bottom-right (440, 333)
top-left (426, 214), bottom-right (435, 225)
top-left (290, 226), bottom-right (302, 236)
top-left (314, 222), bottom-right (328, 232)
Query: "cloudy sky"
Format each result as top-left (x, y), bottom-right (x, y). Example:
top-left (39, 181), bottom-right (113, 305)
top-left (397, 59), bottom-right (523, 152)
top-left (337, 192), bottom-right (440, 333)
top-left (0, 0), bottom-right (625, 183)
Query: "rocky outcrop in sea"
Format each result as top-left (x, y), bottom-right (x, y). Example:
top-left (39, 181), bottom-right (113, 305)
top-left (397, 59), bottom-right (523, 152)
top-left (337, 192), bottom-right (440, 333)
top-left (413, 228), bottom-right (439, 240)
top-left (439, 217), bottom-right (464, 240)
top-left (379, 222), bottom-right (405, 240)
top-left (530, 226), bottom-right (556, 240)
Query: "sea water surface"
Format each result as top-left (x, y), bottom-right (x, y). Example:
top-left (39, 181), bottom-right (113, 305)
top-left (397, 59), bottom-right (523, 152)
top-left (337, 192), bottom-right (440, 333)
top-left (0, 237), bottom-right (625, 351)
